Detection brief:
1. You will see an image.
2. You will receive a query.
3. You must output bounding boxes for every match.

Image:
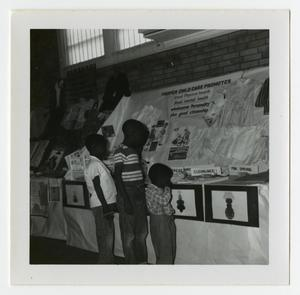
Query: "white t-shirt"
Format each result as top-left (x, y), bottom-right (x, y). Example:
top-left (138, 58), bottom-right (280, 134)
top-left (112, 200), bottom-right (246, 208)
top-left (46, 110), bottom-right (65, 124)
top-left (84, 156), bottom-right (117, 208)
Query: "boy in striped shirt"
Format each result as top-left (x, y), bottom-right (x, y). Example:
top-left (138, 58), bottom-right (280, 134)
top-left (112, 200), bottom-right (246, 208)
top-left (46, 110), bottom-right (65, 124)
top-left (114, 119), bottom-right (149, 264)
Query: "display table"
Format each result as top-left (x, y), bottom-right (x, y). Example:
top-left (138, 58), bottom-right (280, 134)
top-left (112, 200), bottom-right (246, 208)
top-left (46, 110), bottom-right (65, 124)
top-left (30, 176), bottom-right (268, 264)
top-left (114, 179), bottom-right (269, 264)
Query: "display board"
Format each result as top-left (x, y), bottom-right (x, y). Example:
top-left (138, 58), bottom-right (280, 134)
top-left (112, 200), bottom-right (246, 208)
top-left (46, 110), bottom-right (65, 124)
top-left (99, 67), bottom-right (269, 174)
top-left (30, 67), bottom-right (269, 264)
top-left (97, 66), bottom-right (269, 264)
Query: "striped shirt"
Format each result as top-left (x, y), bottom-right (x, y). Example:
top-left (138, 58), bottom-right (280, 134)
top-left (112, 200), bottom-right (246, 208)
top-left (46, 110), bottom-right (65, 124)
top-left (114, 144), bottom-right (144, 184)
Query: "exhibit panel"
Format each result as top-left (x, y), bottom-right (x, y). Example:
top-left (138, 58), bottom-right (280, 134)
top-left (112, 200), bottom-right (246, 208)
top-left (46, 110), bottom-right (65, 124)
top-left (112, 182), bottom-right (268, 264)
top-left (99, 67), bottom-right (269, 173)
top-left (29, 63), bottom-right (270, 264)
top-left (29, 175), bottom-right (268, 264)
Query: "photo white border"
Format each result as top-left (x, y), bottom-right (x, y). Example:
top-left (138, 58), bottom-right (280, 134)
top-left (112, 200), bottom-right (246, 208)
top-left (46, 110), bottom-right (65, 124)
top-left (9, 9), bottom-right (289, 286)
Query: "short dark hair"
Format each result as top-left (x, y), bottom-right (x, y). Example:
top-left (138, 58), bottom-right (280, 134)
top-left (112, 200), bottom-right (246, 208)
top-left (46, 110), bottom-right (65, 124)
top-left (122, 119), bottom-right (149, 148)
top-left (122, 119), bottom-right (148, 137)
top-left (148, 163), bottom-right (173, 186)
top-left (85, 134), bottom-right (107, 154)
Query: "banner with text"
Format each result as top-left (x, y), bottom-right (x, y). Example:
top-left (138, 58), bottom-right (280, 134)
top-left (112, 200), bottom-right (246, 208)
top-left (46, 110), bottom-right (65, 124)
top-left (164, 78), bottom-right (232, 119)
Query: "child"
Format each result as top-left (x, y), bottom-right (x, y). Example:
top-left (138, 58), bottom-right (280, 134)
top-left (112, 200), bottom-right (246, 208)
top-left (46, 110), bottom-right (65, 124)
top-left (84, 134), bottom-right (117, 264)
top-left (114, 119), bottom-right (149, 264)
top-left (146, 163), bottom-right (176, 264)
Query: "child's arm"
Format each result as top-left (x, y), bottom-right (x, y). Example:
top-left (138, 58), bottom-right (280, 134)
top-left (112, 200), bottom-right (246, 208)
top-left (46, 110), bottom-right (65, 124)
top-left (114, 163), bottom-right (133, 214)
top-left (92, 176), bottom-right (113, 216)
top-left (155, 187), bottom-right (172, 206)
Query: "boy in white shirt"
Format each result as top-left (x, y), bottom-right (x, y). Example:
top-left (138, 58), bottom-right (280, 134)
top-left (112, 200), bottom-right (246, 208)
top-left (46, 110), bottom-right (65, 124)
top-left (84, 134), bottom-right (117, 264)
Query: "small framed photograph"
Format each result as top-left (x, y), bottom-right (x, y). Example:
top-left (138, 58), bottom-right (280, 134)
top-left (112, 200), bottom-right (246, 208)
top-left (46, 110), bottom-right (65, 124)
top-left (204, 185), bottom-right (259, 227)
top-left (171, 184), bottom-right (204, 221)
top-left (62, 180), bottom-right (90, 209)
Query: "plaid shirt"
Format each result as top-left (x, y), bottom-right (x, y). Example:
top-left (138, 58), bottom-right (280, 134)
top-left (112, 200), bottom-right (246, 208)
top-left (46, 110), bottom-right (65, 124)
top-left (145, 184), bottom-right (175, 216)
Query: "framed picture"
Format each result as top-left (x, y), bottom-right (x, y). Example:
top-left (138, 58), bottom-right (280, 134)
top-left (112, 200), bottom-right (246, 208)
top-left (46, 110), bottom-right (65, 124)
top-left (171, 184), bottom-right (204, 221)
top-left (62, 180), bottom-right (90, 209)
top-left (204, 185), bottom-right (259, 227)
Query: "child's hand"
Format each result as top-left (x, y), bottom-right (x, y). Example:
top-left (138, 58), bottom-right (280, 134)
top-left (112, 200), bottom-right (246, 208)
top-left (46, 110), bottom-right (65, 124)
top-left (103, 209), bottom-right (114, 218)
top-left (103, 203), bottom-right (118, 217)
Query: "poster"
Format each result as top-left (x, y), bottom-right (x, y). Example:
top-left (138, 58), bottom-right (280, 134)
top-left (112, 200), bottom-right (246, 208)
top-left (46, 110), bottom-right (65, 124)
top-left (30, 179), bottom-right (49, 217)
top-left (144, 120), bottom-right (168, 152)
top-left (171, 189), bottom-right (197, 217)
top-left (132, 105), bottom-right (162, 129)
top-left (64, 146), bottom-right (90, 180)
top-left (45, 149), bottom-right (64, 171)
top-left (211, 190), bottom-right (248, 222)
top-left (48, 178), bottom-right (61, 202)
top-left (168, 126), bottom-right (193, 160)
top-left (166, 78), bottom-right (231, 119)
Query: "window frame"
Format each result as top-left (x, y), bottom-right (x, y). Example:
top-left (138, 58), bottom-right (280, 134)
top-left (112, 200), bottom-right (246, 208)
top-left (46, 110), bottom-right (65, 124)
top-left (58, 29), bottom-right (237, 76)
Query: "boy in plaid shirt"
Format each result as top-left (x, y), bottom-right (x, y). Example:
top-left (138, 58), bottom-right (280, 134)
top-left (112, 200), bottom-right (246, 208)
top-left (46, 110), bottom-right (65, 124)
top-left (145, 163), bottom-right (176, 264)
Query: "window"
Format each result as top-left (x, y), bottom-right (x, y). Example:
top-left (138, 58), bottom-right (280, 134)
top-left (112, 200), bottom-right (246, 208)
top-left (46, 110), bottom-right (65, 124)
top-left (117, 29), bottom-right (150, 50)
top-left (60, 29), bottom-right (104, 66)
top-left (59, 29), bottom-right (150, 67)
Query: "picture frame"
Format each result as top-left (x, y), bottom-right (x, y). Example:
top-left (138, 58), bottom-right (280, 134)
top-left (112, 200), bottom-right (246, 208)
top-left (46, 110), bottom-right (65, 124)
top-left (62, 180), bottom-right (90, 209)
top-left (204, 185), bottom-right (259, 227)
top-left (171, 184), bottom-right (204, 221)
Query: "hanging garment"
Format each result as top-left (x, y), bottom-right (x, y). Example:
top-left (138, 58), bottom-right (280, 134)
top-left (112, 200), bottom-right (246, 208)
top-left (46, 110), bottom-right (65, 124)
top-left (255, 78), bottom-right (269, 115)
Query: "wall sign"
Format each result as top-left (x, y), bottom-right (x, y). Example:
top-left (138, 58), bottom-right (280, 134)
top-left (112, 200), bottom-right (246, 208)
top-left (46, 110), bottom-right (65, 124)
top-left (229, 165), bottom-right (259, 175)
top-left (190, 166), bottom-right (222, 177)
top-left (164, 78), bottom-right (232, 119)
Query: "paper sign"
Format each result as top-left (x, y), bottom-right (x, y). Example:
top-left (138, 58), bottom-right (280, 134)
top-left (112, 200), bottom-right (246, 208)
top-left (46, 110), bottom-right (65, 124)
top-left (166, 78), bottom-right (231, 119)
top-left (229, 165), bottom-right (259, 175)
top-left (191, 166), bottom-right (222, 177)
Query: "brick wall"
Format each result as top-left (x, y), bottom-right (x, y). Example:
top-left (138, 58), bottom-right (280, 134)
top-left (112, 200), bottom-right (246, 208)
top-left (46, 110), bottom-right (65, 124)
top-left (65, 64), bottom-right (97, 106)
top-left (68, 30), bottom-right (269, 97)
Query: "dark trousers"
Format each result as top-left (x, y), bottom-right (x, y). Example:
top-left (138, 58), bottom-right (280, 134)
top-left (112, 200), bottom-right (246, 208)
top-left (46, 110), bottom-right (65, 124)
top-left (92, 206), bottom-right (115, 264)
top-left (118, 184), bottom-right (148, 264)
top-left (150, 214), bottom-right (176, 264)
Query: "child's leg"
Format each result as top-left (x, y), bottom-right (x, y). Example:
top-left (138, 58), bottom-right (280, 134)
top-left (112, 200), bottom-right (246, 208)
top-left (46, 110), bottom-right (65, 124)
top-left (102, 214), bottom-right (115, 264)
top-left (149, 215), bottom-right (161, 262)
top-left (169, 216), bottom-right (177, 264)
top-left (133, 201), bottom-right (148, 263)
top-left (92, 206), bottom-right (114, 264)
top-left (127, 184), bottom-right (148, 264)
top-left (118, 199), bottom-right (136, 264)
top-left (151, 215), bottom-right (175, 264)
